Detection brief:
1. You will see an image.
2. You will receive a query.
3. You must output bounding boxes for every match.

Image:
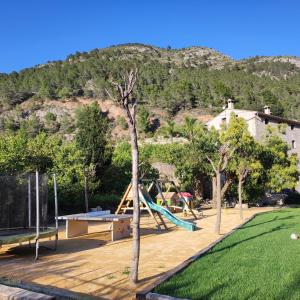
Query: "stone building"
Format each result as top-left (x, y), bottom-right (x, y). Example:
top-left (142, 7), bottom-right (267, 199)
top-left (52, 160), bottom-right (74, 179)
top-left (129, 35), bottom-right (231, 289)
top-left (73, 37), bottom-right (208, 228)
top-left (206, 99), bottom-right (300, 191)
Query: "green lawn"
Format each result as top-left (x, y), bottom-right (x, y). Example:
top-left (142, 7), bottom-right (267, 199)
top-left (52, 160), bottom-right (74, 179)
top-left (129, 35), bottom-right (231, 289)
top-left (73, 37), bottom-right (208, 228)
top-left (154, 208), bottom-right (300, 300)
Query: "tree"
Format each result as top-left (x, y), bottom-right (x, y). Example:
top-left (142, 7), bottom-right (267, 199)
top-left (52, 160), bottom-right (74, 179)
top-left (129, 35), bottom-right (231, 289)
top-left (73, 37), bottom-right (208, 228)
top-left (160, 120), bottom-right (177, 141)
top-left (75, 102), bottom-right (110, 208)
top-left (206, 144), bottom-right (235, 234)
top-left (137, 106), bottom-right (150, 134)
top-left (193, 126), bottom-right (234, 234)
top-left (227, 116), bottom-right (261, 219)
top-left (44, 112), bottom-right (60, 133)
top-left (57, 86), bottom-right (73, 99)
top-left (262, 127), bottom-right (299, 192)
top-left (75, 102), bottom-right (109, 174)
top-left (107, 68), bottom-right (140, 284)
top-left (20, 115), bottom-right (42, 137)
top-left (181, 116), bottom-right (197, 141)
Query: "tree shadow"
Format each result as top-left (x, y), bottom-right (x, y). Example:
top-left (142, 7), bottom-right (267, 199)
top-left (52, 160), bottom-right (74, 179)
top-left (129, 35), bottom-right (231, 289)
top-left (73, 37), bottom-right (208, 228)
top-left (208, 223), bottom-right (294, 256)
top-left (240, 215), bottom-right (295, 230)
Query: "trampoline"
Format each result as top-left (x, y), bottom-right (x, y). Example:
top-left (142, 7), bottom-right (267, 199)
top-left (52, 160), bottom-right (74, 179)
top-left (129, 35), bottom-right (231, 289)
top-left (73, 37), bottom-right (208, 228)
top-left (0, 172), bottom-right (58, 259)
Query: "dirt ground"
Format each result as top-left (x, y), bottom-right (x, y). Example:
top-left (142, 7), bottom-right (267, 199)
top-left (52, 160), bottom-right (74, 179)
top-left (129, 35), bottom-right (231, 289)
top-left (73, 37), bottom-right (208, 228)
top-left (0, 207), bottom-right (275, 299)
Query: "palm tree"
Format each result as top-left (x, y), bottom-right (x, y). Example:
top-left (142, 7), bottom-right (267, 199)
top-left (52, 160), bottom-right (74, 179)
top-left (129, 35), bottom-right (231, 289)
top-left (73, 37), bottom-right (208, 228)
top-left (183, 116), bottom-right (197, 141)
top-left (162, 120), bottom-right (176, 141)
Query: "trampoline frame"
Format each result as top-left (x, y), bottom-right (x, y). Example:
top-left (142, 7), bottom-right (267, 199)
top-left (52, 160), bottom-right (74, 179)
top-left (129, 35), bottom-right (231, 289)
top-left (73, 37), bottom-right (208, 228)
top-left (0, 171), bottom-right (59, 260)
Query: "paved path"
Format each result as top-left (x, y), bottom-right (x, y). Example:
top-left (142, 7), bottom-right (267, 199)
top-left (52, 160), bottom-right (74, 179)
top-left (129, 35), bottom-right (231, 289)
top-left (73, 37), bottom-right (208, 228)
top-left (0, 207), bottom-right (275, 299)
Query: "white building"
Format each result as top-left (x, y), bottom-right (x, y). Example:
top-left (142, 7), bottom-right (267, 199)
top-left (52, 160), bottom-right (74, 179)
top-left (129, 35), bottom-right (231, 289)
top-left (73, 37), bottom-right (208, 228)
top-left (206, 99), bottom-right (300, 191)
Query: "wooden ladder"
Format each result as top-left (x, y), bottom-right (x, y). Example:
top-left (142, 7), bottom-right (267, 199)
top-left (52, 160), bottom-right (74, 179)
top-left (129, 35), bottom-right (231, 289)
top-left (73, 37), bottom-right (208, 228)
top-left (115, 183), bottom-right (132, 214)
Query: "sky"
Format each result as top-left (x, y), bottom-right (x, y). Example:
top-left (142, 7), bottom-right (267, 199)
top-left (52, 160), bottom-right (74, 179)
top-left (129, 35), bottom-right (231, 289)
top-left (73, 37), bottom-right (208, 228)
top-left (0, 0), bottom-right (300, 73)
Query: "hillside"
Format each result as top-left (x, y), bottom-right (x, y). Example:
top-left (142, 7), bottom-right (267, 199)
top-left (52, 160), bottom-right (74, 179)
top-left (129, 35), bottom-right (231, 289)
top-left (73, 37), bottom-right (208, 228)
top-left (1, 43), bottom-right (300, 138)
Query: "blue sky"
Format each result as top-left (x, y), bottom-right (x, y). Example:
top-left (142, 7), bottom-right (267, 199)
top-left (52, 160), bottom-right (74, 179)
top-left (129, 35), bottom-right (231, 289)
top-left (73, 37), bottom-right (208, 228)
top-left (1, 0), bottom-right (299, 73)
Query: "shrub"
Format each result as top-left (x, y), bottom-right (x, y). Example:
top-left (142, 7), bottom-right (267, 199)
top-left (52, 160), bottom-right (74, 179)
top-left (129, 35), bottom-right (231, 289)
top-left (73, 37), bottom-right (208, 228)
top-left (285, 191), bottom-right (300, 204)
top-left (90, 194), bottom-right (120, 211)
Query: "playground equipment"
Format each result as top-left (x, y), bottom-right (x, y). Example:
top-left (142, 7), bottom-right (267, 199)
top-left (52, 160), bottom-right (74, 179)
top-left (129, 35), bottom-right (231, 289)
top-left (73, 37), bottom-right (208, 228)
top-left (0, 172), bottom-right (58, 259)
top-left (153, 179), bottom-right (198, 218)
top-left (116, 183), bottom-right (168, 230)
top-left (139, 185), bottom-right (196, 231)
top-left (116, 180), bottom-right (196, 231)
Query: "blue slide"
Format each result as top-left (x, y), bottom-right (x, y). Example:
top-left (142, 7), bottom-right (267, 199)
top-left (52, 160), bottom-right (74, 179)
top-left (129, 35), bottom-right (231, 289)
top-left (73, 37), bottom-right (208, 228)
top-left (139, 188), bottom-right (196, 231)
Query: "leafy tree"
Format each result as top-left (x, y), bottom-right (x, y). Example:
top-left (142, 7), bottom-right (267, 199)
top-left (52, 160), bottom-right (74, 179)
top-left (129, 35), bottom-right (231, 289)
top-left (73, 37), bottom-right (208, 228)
top-left (75, 102), bottom-right (110, 172)
top-left (20, 115), bottom-right (42, 137)
top-left (227, 116), bottom-right (262, 219)
top-left (262, 128), bottom-right (299, 192)
top-left (159, 120), bottom-right (177, 141)
top-left (180, 116), bottom-right (197, 141)
top-left (137, 106), bottom-right (150, 134)
top-left (44, 112), bottom-right (60, 133)
top-left (57, 86), bottom-right (73, 98)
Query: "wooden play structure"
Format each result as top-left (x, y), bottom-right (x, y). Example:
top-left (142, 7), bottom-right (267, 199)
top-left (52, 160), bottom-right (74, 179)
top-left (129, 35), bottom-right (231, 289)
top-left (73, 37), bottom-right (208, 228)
top-left (155, 180), bottom-right (196, 216)
top-left (116, 183), bottom-right (168, 230)
top-left (116, 179), bottom-right (198, 231)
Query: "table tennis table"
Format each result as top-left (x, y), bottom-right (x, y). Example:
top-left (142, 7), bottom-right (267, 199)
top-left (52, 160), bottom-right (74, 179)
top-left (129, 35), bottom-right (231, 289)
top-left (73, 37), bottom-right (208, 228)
top-left (57, 211), bottom-right (132, 241)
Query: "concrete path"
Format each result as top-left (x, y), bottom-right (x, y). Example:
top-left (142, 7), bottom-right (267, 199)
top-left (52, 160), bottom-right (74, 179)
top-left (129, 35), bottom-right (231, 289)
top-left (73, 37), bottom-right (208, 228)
top-left (0, 207), bottom-right (274, 299)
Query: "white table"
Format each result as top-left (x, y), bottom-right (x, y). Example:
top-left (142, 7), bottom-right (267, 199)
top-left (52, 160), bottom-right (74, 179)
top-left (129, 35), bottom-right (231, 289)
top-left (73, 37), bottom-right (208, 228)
top-left (57, 211), bottom-right (132, 241)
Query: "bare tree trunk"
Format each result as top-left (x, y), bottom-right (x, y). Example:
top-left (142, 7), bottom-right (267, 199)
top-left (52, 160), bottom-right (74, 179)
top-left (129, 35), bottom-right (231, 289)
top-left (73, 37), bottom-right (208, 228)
top-left (212, 176), bottom-right (217, 208)
top-left (214, 171), bottom-right (222, 234)
top-left (129, 123), bottom-right (140, 284)
top-left (107, 67), bottom-right (140, 284)
top-left (238, 175), bottom-right (243, 220)
top-left (221, 178), bottom-right (232, 199)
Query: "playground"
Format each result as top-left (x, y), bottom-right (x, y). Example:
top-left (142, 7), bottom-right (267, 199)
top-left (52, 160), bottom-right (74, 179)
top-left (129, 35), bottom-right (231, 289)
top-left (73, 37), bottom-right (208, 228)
top-left (0, 206), bottom-right (274, 299)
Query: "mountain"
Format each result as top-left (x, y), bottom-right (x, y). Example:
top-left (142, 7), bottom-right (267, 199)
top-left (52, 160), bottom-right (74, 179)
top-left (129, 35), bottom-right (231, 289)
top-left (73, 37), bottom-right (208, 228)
top-left (1, 43), bottom-right (300, 138)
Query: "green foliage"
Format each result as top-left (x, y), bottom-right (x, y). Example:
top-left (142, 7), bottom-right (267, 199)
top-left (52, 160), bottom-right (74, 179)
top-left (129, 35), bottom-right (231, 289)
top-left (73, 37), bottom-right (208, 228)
top-left (57, 86), bottom-right (73, 99)
top-left (262, 128), bottom-right (299, 192)
top-left (116, 116), bottom-right (128, 130)
top-left (44, 112), bottom-right (56, 122)
top-left (137, 106), bottom-right (150, 134)
top-left (159, 120), bottom-right (177, 139)
top-left (20, 115), bottom-right (42, 137)
top-left (60, 114), bottom-right (75, 133)
top-left (178, 116), bottom-right (205, 141)
top-left (75, 102), bottom-right (110, 169)
top-left (90, 194), bottom-right (120, 211)
top-left (2, 45), bottom-right (300, 121)
top-left (44, 112), bottom-right (60, 133)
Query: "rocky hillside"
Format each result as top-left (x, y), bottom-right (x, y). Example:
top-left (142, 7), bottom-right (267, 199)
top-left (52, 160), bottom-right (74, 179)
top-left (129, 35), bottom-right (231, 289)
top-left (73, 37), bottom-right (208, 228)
top-left (1, 43), bottom-right (300, 138)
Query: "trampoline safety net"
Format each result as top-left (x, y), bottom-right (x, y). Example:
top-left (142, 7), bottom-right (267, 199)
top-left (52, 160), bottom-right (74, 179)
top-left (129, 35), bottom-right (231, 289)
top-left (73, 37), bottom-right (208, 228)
top-left (0, 173), bottom-right (48, 230)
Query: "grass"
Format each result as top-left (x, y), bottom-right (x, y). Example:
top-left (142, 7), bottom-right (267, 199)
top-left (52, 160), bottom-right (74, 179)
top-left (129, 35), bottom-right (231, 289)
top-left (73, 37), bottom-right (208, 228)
top-left (122, 266), bottom-right (130, 276)
top-left (154, 208), bottom-right (300, 300)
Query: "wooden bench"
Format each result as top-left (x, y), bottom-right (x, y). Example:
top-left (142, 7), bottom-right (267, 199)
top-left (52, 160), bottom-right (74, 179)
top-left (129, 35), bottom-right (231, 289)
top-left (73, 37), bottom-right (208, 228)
top-left (57, 211), bottom-right (132, 241)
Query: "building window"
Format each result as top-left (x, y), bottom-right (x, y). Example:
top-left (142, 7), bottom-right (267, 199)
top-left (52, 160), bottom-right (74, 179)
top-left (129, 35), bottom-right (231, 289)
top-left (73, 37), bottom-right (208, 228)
top-left (221, 117), bottom-right (226, 124)
top-left (265, 119), bottom-right (269, 125)
top-left (291, 124), bottom-right (295, 130)
top-left (292, 140), bottom-right (296, 149)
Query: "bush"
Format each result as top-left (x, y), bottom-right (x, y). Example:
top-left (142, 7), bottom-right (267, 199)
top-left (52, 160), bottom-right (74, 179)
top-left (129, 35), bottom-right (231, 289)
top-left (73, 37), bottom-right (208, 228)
top-left (116, 116), bottom-right (128, 130)
top-left (90, 194), bottom-right (120, 211)
top-left (285, 191), bottom-right (300, 204)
